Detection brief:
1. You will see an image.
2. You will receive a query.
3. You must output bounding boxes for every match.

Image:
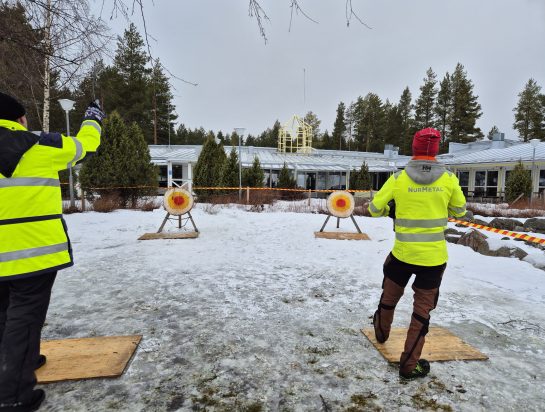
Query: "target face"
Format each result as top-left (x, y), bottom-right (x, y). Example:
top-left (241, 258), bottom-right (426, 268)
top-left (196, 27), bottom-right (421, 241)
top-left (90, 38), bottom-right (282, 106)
top-left (164, 188), bottom-right (194, 215)
top-left (327, 191), bottom-right (355, 218)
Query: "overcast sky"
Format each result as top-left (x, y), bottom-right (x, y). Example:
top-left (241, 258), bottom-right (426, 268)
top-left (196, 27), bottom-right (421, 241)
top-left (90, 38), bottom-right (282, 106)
top-left (100, 0), bottom-right (545, 140)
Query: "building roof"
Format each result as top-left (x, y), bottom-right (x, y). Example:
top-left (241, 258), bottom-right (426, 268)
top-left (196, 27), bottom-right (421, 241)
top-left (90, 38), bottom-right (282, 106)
top-left (149, 145), bottom-right (411, 173)
top-left (440, 141), bottom-right (545, 165)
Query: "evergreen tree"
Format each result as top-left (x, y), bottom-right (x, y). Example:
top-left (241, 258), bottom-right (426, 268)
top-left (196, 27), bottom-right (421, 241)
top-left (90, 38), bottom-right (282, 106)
top-left (220, 147), bottom-right (239, 189)
top-left (243, 156), bottom-right (265, 187)
top-left (332, 102), bottom-right (347, 150)
top-left (449, 63), bottom-right (483, 143)
top-left (435, 72), bottom-right (452, 150)
top-left (505, 161), bottom-right (532, 202)
top-left (414, 68), bottom-right (438, 130)
top-left (354, 93), bottom-right (385, 152)
top-left (487, 125), bottom-right (500, 140)
top-left (317, 130), bottom-right (332, 150)
top-left (79, 112), bottom-right (157, 207)
top-left (513, 78), bottom-right (544, 142)
top-left (193, 136), bottom-right (222, 197)
top-left (151, 58), bottom-right (177, 145)
top-left (277, 162), bottom-right (296, 188)
top-left (254, 120), bottom-right (280, 147)
top-left (349, 162), bottom-right (371, 190)
top-left (344, 102), bottom-right (356, 150)
top-left (398, 87), bottom-right (413, 155)
top-left (304, 111), bottom-right (321, 143)
top-left (382, 100), bottom-right (403, 151)
top-left (108, 23), bottom-right (153, 141)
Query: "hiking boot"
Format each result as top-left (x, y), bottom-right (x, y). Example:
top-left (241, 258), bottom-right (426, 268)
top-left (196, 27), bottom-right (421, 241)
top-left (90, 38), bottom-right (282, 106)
top-left (0, 389), bottom-right (45, 412)
top-left (36, 355), bottom-right (46, 370)
top-left (373, 310), bottom-right (387, 343)
top-left (399, 359), bottom-right (430, 380)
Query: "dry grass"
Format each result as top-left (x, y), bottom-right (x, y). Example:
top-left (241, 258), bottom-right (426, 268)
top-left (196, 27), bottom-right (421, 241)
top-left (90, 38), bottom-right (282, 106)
top-left (468, 201), bottom-right (545, 218)
top-left (139, 197), bottom-right (162, 212)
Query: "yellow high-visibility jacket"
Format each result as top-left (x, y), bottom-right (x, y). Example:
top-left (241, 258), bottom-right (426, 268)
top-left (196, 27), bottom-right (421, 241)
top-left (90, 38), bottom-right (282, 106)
top-left (368, 160), bottom-right (467, 266)
top-left (0, 118), bottom-right (101, 280)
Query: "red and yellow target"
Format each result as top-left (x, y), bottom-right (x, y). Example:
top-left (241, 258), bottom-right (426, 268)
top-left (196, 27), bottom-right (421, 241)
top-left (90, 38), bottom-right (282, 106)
top-left (164, 188), bottom-right (194, 215)
top-left (327, 191), bottom-right (355, 218)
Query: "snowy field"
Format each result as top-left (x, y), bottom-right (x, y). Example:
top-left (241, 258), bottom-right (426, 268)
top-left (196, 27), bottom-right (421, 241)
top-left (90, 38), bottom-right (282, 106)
top-left (40, 204), bottom-right (545, 411)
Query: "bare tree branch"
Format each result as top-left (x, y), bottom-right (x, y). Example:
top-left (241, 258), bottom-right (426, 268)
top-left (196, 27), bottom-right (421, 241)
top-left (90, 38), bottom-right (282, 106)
top-left (345, 0), bottom-right (372, 29)
top-left (248, 0), bottom-right (270, 43)
top-left (289, 0), bottom-right (318, 33)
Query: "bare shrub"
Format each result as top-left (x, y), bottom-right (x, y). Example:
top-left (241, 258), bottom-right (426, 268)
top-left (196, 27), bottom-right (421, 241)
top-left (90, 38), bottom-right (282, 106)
top-left (202, 203), bottom-right (220, 215)
top-left (139, 197), bottom-right (162, 212)
top-left (247, 189), bottom-right (280, 206)
top-left (91, 193), bottom-right (123, 213)
top-left (62, 204), bottom-right (82, 214)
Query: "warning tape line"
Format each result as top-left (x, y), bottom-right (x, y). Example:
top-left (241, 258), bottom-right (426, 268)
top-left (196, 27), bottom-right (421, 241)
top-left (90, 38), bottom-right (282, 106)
top-left (448, 218), bottom-right (545, 245)
top-left (71, 185), bottom-right (372, 193)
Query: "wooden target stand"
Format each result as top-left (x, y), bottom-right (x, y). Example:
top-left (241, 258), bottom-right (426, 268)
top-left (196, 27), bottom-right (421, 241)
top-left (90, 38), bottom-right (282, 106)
top-left (138, 186), bottom-right (199, 240)
top-left (314, 191), bottom-right (370, 240)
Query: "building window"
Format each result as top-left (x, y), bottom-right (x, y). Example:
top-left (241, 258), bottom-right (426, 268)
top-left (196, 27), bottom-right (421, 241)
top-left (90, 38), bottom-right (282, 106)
top-left (474, 171), bottom-right (486, 196)
top-left (457, 171), bottom-right (469, 196)
top-left (486, 171), bottom-right (498, 196)
top-left (539, 170), bottom-right (545, 195)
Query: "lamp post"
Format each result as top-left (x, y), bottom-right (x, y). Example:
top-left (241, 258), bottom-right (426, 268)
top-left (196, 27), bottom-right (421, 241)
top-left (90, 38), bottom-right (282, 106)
top-left (58, 99), bottom-right (76, 208)
top-left (234, 127), bottom-right (245, 201)
top-left (530, 138), bottom-right (540, 200)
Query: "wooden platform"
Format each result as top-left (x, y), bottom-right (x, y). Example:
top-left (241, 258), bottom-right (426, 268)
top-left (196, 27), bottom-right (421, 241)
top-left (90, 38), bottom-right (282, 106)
top-left (314, 231), bottom-right (370, 240)
top-left (36, 335), bottom-right (142, 383)
top-left (362, 327), bottom-right (488, 362)
top-left (138, 231), bottom-right (199, 240)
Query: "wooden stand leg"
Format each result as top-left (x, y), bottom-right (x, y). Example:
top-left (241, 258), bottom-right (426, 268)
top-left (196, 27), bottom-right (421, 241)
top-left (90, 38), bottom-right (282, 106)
top-left (157, 213), bottom-right (171, 233)
top-left (187, 211), bottom-right (199, 232)
top-left (350, 214), bottom-right (362, 234)
top-left (319, 215), bottom-right (331, 232)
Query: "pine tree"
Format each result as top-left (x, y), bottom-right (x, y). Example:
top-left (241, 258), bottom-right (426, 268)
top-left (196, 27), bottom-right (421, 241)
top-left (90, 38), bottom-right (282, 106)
top-left (332, 102), bottom-right (347, 150)
top-left (398, 87), bottom-right (413, 155)
top-left (435, 72), bottom-right (452, 150)
top-left (353, 93), bottom-right (385, 152)
top-left (243, 156), bottom-right (265, 187)
top-left (277, 162), bottom-right (296, 188)
top-left (79, 112), bottom-right (157, 207)
top-left (382, 100), bottom-right (403, 151)
top-left (505, 161), bottom-right (532, 202)
top-left (349, 162), bottom-right (371, 190)
top-left (193, 136), bottom-right (221, 197)
top-left (487, 125), bottom-right (500, 140)
top-left (414, 68), bottom-right (438, 130)
top-left (220, 147), bottom-right (239, 189)
top-left (344, 102), bottom-right (356, 150)
top-left (513, 78), bottom-right (544, 142)
top-left (151, 58), bottom-right (176, 145)
top-left (449, 63), bottom-right (483, 143)
top-left (304, 111), bottom-right (321, 142)
top-left (108, 23), bottom-right (153, 141)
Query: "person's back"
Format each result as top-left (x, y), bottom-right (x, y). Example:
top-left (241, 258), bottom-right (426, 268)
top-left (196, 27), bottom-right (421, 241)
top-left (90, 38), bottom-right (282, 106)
top-left (0, 92), bottom-right (105, 411)
top-left (368, 128), bottom-right (469, 379)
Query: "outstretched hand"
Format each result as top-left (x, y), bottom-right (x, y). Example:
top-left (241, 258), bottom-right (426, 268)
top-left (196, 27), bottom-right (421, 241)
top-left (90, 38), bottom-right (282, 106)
top-left (84, 100), bottom-right (106, 125)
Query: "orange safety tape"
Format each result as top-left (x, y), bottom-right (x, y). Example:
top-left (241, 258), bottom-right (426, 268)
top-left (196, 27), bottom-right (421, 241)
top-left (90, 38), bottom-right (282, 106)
top-left (72, 185), bottom-right (372, 193)
top-left (448, 218), bottom-right (545, 245)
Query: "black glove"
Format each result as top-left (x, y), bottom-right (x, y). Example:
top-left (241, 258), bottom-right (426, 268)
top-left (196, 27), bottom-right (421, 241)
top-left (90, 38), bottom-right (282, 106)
top-left (458, 210), bottom-right (474, 222)
top-left (387, 200), bottom-right (396, 219)
top-left (83, 100), bottom-right (106, 126)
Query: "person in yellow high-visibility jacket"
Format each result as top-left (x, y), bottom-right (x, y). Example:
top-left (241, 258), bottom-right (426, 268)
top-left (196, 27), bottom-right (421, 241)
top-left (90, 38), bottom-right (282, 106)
top-left (368, 127), bottom-right (470, 380)
top-left (0, 92), bottom-right (104, 411)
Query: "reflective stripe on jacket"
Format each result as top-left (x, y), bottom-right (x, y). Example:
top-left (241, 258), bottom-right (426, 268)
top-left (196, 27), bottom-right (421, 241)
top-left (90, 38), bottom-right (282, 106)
top-left (368, 160), bottom-right (467, 266)
top-left (0, 119), bottom-right (101, 280)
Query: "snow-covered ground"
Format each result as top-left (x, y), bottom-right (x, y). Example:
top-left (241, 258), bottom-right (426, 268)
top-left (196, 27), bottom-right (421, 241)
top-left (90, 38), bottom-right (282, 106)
top-left (40, 205), bottom-right (545, 411)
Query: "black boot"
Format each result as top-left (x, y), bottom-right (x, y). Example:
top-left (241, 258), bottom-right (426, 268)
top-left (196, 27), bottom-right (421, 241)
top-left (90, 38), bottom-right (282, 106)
top-left (36, 355), bottom-right (46, 370)
top-left (399, 359), bottom-right (430, 380)
top-left (0, 389), bottom-right (45, 412)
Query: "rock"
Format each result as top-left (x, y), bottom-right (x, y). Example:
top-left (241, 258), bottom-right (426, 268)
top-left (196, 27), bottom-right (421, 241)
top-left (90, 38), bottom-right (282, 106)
top-left (523, 218), bottom-right (545, 234)
top-left (445, 234), bottom-right (462, 244)
top-left (473, 218), bottom-right (489, 226)
top-left (457, 229), bottom-right (528, 259)
top-left (488, 218), bottom-right (525, 232)
top-left (445, 228), bottom-right (464, 236)
top-left (458, 229), bottom-right (489, 254)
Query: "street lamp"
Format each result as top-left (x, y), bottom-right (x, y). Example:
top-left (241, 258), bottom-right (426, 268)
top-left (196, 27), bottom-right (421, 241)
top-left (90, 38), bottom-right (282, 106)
top-left (58, 99), bottom-right (76, 208)
top-left (234, 127), bottom-right (245, 201)
top-left (530, 138), bottom-right (540, 200)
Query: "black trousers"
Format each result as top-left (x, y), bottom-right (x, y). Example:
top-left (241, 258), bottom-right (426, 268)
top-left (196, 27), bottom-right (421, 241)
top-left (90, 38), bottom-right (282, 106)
top-left (0, 271), bottom-right (57, 404)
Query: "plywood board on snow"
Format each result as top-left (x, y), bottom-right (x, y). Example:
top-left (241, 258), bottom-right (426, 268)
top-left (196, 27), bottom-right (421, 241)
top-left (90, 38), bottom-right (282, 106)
top-left (36, 335), bottom-right (142, 383)
top-left (138, 232), bottom-right (199, 240)
top-left (362, 327), bottom-right (488, 362)
top-left (314, 231), bottom-right (370, 240)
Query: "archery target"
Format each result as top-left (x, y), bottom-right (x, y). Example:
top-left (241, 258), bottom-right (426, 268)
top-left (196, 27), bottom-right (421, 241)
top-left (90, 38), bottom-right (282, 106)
top-left (327, 191), bottom-right (355, 218)
top-left (164, 188), bottom-right (194, 215)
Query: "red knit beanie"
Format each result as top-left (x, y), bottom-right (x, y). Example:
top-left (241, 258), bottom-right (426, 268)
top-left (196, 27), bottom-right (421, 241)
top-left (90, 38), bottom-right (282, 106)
top-left (412, 128), bottom-right (441, 157)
